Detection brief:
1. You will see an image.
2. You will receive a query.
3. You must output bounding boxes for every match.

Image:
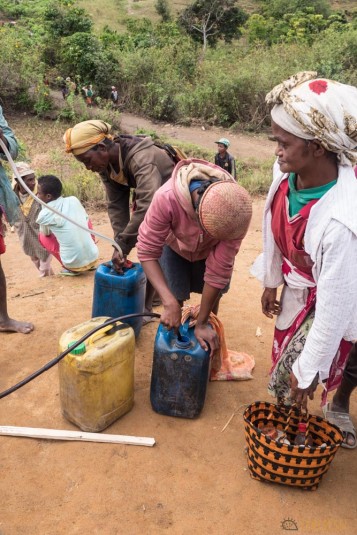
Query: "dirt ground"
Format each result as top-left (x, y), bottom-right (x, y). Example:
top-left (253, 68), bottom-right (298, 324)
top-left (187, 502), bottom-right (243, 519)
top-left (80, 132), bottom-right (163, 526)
top-left (0, 115), bottom-right (356, 535)
top-left (118, 112), bottom-right (274, 162)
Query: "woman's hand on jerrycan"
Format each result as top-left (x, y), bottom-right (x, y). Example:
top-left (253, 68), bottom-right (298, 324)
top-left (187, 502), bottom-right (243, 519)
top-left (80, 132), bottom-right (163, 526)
top-left (160, 299), bottom-right (182, 332)
top-left (111, 249), bottom-right (127, 273)
top-left (195, 323), bottom-right (219, 357)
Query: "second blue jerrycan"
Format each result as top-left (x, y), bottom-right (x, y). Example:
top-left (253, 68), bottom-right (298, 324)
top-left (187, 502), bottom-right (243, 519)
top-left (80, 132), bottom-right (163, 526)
top-left (92, 261), bottom-right (146, 338)
top-left (150, 320), bottom-right (211, 418)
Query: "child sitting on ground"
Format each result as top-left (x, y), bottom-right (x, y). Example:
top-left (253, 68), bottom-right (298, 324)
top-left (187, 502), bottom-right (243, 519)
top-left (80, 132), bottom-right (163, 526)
top-left (36, 175), bottom-right (98, 276)
top-left (13, 162), bottom-right (53, 277)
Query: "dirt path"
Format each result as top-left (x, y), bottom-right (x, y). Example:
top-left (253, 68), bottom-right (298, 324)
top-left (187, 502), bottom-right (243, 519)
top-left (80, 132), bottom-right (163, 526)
top-left (1, 198), bottom-right (356, 534)
top-left (119, 112), bottom-right (274, 162)
top-left (49, 88), bottom-right (274, 162)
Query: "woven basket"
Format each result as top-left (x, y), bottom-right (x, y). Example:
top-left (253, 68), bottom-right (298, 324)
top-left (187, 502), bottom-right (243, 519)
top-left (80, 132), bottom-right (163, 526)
top-left (243, 401), bottom-right (343, 491)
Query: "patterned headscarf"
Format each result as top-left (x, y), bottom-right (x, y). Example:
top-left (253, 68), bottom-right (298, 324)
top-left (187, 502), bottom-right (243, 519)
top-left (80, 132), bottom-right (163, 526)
top-left (63, 120), bottom-right (113, 156)
top-left (266, 71), bottom-right (357, 166)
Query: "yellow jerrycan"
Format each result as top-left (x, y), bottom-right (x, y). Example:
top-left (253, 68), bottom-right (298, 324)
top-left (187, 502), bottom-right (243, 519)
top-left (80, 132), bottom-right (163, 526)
top-left (58, 317), bottom-right (135, 432)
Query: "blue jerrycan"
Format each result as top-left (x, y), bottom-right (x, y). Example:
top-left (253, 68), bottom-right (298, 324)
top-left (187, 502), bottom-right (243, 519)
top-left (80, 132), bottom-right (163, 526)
top-left (150, 320), bottom-right (210, 418)
top-left (92, 261), bottom-right (146, 338)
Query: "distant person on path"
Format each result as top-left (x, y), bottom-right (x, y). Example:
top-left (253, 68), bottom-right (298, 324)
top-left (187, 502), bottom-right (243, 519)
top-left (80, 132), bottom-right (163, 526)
top-left (214, 138), bottom-right (236, 180)
top-left (66, 77), bottom-right (76, 95)
top-left (110, 86), bottom-right (118, 106)
top-left (13, 162), bottom-right (53, 277)
top-left (82, 84), bottom-right (94, 107)
top-left (0, 106), bottom-right (34, 333)
top-left (61, 79), bottom-right (69, 100)
top-left (63, 120), bottom-right (177, 313)
top-left (36, 175), bottom-right (98, 276)
top-left (255, 72), bottom-right (357, 448)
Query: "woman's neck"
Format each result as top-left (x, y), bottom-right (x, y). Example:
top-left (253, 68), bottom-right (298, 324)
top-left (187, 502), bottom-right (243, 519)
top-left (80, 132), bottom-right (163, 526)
top-left (108, 144), bottom-right (120, 172)
top-left (296, 160), bottom-right (338, 190)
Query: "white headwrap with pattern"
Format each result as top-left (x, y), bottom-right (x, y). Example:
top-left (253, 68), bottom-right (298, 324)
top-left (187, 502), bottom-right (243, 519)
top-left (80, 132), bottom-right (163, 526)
top-left (266, 71), bottom-right (357, 166)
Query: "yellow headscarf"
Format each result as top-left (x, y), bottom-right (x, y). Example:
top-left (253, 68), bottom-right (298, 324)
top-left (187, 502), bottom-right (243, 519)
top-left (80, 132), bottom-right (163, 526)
top-left (63, 120), bottom-right (113, 156)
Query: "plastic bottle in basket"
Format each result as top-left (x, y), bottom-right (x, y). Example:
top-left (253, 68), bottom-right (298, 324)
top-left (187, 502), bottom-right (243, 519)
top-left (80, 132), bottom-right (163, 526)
top-left (294, 422), bottom-right (313, 446)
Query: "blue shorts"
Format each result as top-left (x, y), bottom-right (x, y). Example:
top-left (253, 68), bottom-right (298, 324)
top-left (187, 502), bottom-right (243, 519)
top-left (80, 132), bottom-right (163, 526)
top-left (159, 245), bottom-right (228, 302)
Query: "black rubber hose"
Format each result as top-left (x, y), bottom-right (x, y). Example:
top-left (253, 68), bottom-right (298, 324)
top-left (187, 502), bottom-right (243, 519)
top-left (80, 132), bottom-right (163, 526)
top-left (0, 312), bottom-right (160, 400)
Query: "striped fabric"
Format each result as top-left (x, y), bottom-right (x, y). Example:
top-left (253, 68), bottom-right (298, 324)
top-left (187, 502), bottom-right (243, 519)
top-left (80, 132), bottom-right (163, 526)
top-left (14, 198), bottom-right (49, 261)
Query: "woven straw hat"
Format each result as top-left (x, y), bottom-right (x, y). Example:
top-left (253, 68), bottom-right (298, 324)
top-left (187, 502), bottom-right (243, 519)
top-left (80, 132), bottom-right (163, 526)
top-left (12, 162), bottom-right (35, 180)
top-left (198, 181), bottom-right (252, 240)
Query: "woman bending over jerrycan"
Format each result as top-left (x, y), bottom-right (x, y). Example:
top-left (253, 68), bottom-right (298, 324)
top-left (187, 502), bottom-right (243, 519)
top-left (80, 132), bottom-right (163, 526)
top-left (136, 158), bottom-right (252, 355)
top-left (253, 72), bottom-right (357, 449)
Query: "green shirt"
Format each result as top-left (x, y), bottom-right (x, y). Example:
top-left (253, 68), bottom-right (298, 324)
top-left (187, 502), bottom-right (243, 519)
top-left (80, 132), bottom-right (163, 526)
top-left (288, 173), bottom-right (337, 217)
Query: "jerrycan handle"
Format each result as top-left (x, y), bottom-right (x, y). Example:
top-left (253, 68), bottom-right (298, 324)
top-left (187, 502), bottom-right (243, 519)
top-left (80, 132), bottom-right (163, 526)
top-left (86, 322), bottom-right (130, 347)
top-left (179, 320), bottom-right (190, 338)
top-left (175, 320), bottom-right (191, 349)
top-left (103, 260), bottom-right (134, 276)
top-left (86, 325), bottom-right (115, 347)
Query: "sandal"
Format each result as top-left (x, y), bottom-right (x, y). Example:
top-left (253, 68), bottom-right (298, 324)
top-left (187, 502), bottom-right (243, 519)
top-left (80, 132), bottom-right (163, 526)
top-left (323, 402), bottom-right (357, 449)
top-left (59, 269), bottom-right (81, 277)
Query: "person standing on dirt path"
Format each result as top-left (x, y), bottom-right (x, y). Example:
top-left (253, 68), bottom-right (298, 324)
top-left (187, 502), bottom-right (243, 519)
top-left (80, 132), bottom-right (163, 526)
top-left (254, 72), bottom-right (357, 448)
top-left (63, 120), bottom-right (177, 316)
top-left (136, 158), bottom-right (252, 353)
top-left (0, 106), bottom-right (34, 334)
top-left (110, 86), bottom-right (118, 106)
top-left (214, 138), bottom-right (236, 180)
top-left (66, 77), bottom-right (76, 95)
top-left (82, 85), bottom-right (94, 107)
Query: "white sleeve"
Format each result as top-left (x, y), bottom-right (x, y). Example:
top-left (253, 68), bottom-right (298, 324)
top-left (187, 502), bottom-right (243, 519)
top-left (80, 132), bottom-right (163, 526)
top-left (292, 222), bottom-right (357, 388)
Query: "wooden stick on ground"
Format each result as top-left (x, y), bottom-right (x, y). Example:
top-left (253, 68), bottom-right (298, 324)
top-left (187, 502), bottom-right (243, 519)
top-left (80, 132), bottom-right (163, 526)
top-left (0, 426), bottom-right (155, 447)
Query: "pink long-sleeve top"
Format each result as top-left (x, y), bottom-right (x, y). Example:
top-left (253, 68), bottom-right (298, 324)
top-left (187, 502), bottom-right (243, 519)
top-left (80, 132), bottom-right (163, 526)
top-left (136, 172), bottom-right (242, 290)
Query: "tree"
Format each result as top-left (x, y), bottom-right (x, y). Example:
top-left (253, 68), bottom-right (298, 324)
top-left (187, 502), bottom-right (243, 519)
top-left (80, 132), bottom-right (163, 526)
top-left (179, 0), bottom-right (247, 50)
top-left (44, 3), bottom-right (93, 38)
top-left (155, 0), bottom-right (171, 23)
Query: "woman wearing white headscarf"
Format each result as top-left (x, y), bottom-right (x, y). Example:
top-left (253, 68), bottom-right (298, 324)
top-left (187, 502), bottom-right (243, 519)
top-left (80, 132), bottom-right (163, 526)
top-left (256, 72), bottom-right (357, 447)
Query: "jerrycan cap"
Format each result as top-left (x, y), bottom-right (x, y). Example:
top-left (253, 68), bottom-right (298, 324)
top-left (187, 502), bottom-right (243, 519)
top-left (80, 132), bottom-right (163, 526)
top-left (68, 341), bottom-right (86, 355)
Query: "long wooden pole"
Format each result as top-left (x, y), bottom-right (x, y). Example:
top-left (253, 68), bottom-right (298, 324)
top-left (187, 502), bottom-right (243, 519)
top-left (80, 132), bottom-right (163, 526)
top-left (0, 426), bottom-right (155, 447)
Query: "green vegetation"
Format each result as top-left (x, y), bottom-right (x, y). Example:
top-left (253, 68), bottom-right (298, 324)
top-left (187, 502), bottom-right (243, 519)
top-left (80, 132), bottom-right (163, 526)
top-left (0, 0), bottom-right (356, 132)
top-left (9, 116), bottom-right (272, 207)
top-left (179, 0), bottom-right (248, 50)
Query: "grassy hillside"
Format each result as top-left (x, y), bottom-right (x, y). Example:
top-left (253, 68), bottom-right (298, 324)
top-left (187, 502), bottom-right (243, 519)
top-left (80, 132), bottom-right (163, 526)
top-left (79, 0), bottom-right (356, 32)
top-left (78, 0), bottom-right (262, 32)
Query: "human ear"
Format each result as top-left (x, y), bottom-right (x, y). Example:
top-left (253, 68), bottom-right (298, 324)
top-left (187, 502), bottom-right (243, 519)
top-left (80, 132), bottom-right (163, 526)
top-left (311, 140), bottom-right (325, 157)
top-left (96, 143), bottom-right (108, 153)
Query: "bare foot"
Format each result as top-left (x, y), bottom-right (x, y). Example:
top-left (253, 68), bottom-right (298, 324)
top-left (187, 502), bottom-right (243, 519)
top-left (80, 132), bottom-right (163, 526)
top-left (0, 318), bottom-right (34, 334)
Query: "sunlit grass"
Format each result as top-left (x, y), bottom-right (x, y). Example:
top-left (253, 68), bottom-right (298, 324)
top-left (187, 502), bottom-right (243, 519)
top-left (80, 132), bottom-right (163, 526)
top-left (78, 0), bottom-right (356, 33)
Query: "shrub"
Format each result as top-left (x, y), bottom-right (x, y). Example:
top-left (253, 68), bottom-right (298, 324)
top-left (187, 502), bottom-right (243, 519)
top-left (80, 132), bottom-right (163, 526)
top-left (0, 27), bottom-right (42, 103)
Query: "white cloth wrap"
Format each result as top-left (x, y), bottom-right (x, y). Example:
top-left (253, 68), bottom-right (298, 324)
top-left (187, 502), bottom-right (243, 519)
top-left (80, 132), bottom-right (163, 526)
top-left (252, 162), bottom-right (357, 388)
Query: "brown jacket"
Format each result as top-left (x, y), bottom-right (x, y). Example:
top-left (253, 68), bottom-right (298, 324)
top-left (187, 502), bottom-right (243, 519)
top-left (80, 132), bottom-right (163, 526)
top-left (99, 136), bottom-right (175, 255)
